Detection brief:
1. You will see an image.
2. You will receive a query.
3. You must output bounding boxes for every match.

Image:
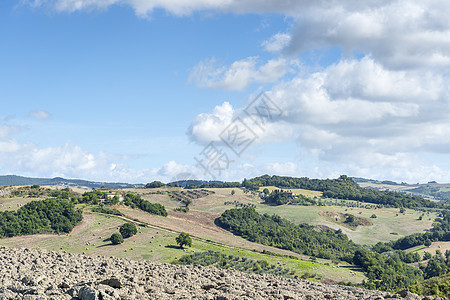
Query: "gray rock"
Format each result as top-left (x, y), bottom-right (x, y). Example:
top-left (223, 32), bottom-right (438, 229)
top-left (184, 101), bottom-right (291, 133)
top-left (0, 246), bottom-right (435, 300)
top-left (78, 285), bottom-right (98, 300)
top-left (99, 277), bottom-right (121, 289)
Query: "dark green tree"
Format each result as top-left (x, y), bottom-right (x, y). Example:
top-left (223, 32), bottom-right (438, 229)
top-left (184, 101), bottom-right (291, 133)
top-left (176, 232), bottom-right (192, 248)
top-left (345, 214), bottom-right (355, 223)
top-left (145, 181), bottom-right (165, 188)
top-left (119, 222), bottom-right (137, 238)
top-left (110, 232), bottom-right (124, 244)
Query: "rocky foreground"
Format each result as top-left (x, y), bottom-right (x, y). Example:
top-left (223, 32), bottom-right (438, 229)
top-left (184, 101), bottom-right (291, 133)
top-left (0, 246), bottom-right (445, 300)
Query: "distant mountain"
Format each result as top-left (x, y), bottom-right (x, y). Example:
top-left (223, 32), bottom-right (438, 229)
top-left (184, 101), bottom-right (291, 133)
top-left (0, 175), bottom-right (143, 189)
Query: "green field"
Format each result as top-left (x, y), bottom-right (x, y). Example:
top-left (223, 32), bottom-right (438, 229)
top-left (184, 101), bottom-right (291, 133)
top-left (0, 197), bottom-right (38, 211)
top-left (254, 202), bottom-right (436, 245)
top-left (259, 186), bottom-right (323, 198)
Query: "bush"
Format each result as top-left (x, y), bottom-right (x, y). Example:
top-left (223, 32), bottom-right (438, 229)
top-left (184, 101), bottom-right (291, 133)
top-left (110, 232), bottom-right (124, 244)
top-left (119, 223), bottom-right (137, 238)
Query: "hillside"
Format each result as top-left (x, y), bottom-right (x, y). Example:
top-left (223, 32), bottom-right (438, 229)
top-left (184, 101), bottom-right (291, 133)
top-left (1, 176), bottom-right (449, 297)
top-left (0, 246), bottom-right (436, 300)
top-left (355, 178), bottom-right (450, 202)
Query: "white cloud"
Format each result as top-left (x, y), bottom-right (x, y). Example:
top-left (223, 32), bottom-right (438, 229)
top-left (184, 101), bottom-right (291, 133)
top-left (262, 162), bottom-right (299, 176)
top-left (284, 1), bottom-right (450, 70)
top-left (23, 0), bottom-right (318, 16)
top-left (188, 57), bottom-right (297, 91)
top-left (0, 124), bottom-right (18, 139)
top-left (28, 110), bottom-right (52, 121)
top-left (262, 33), bottom-right (291, 52)
top-left (187, 101), bottom-right (235, 144)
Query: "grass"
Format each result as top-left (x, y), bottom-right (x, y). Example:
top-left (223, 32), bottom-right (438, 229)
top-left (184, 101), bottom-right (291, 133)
top-left (259, 186), bottom-right (323, 198)
top-left (0, 197), bottom-right (39, 211)
top-left (253, 202), bottom-right (436, 245)
top-left (405, 242), bottom-right (450, 257)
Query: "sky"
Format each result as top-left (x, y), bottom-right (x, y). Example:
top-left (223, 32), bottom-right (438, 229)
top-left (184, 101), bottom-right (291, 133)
top-left (1, 0), bottom-right (450, 184)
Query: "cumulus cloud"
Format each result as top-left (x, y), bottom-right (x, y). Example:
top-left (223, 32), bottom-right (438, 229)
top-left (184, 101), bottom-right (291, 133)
top-left (188, 57), bottom-right (297, 90)
top-left (188, 56), bottom-right (450, 181)
top-left (187, 102), bottom-right (235, 143)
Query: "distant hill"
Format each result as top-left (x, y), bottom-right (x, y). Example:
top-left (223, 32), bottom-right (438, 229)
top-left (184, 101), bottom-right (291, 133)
top-left (354, 177), bottom-right (450, 202)
top-left (0, 175), bottom-right (143, 189)
top-left (169, 179), bottom-right (223, 187)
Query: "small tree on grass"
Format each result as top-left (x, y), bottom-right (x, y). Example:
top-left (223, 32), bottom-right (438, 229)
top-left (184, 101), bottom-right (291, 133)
top-left (110, 232), bottom-right (124, 245)
top-left (345, 214), bottom-right (355, 223)
top-left (120, 222), bottom-right (137, 238)
top-left (176, 232), bottom-right (192, 248)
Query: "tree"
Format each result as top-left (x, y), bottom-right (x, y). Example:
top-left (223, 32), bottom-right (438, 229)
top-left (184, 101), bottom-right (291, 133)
top-left (370, 214), bottom-right (377, 218)
top-left (145, 181), bottom-right (165, 188)
top-left (345, 214), bottom-right (355, 223)
top-left (119, 222), bottom-right (137, 238)
top-left (423, 252), bottom-right (432, 260)
top-left (263, 188), bottom-right (270, 196)
top-left (231, 190), bottom-right (235, 195)
top-left (424, 239), bottom-right (432, 247)
top-left (176, 232), bottom-right (192, 248)
top-left (110, 232), bottom-right (124, 244)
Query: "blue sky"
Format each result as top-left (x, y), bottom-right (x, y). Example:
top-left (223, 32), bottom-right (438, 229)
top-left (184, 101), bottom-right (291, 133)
top-left (1, 0), bottom-right (450, 184)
